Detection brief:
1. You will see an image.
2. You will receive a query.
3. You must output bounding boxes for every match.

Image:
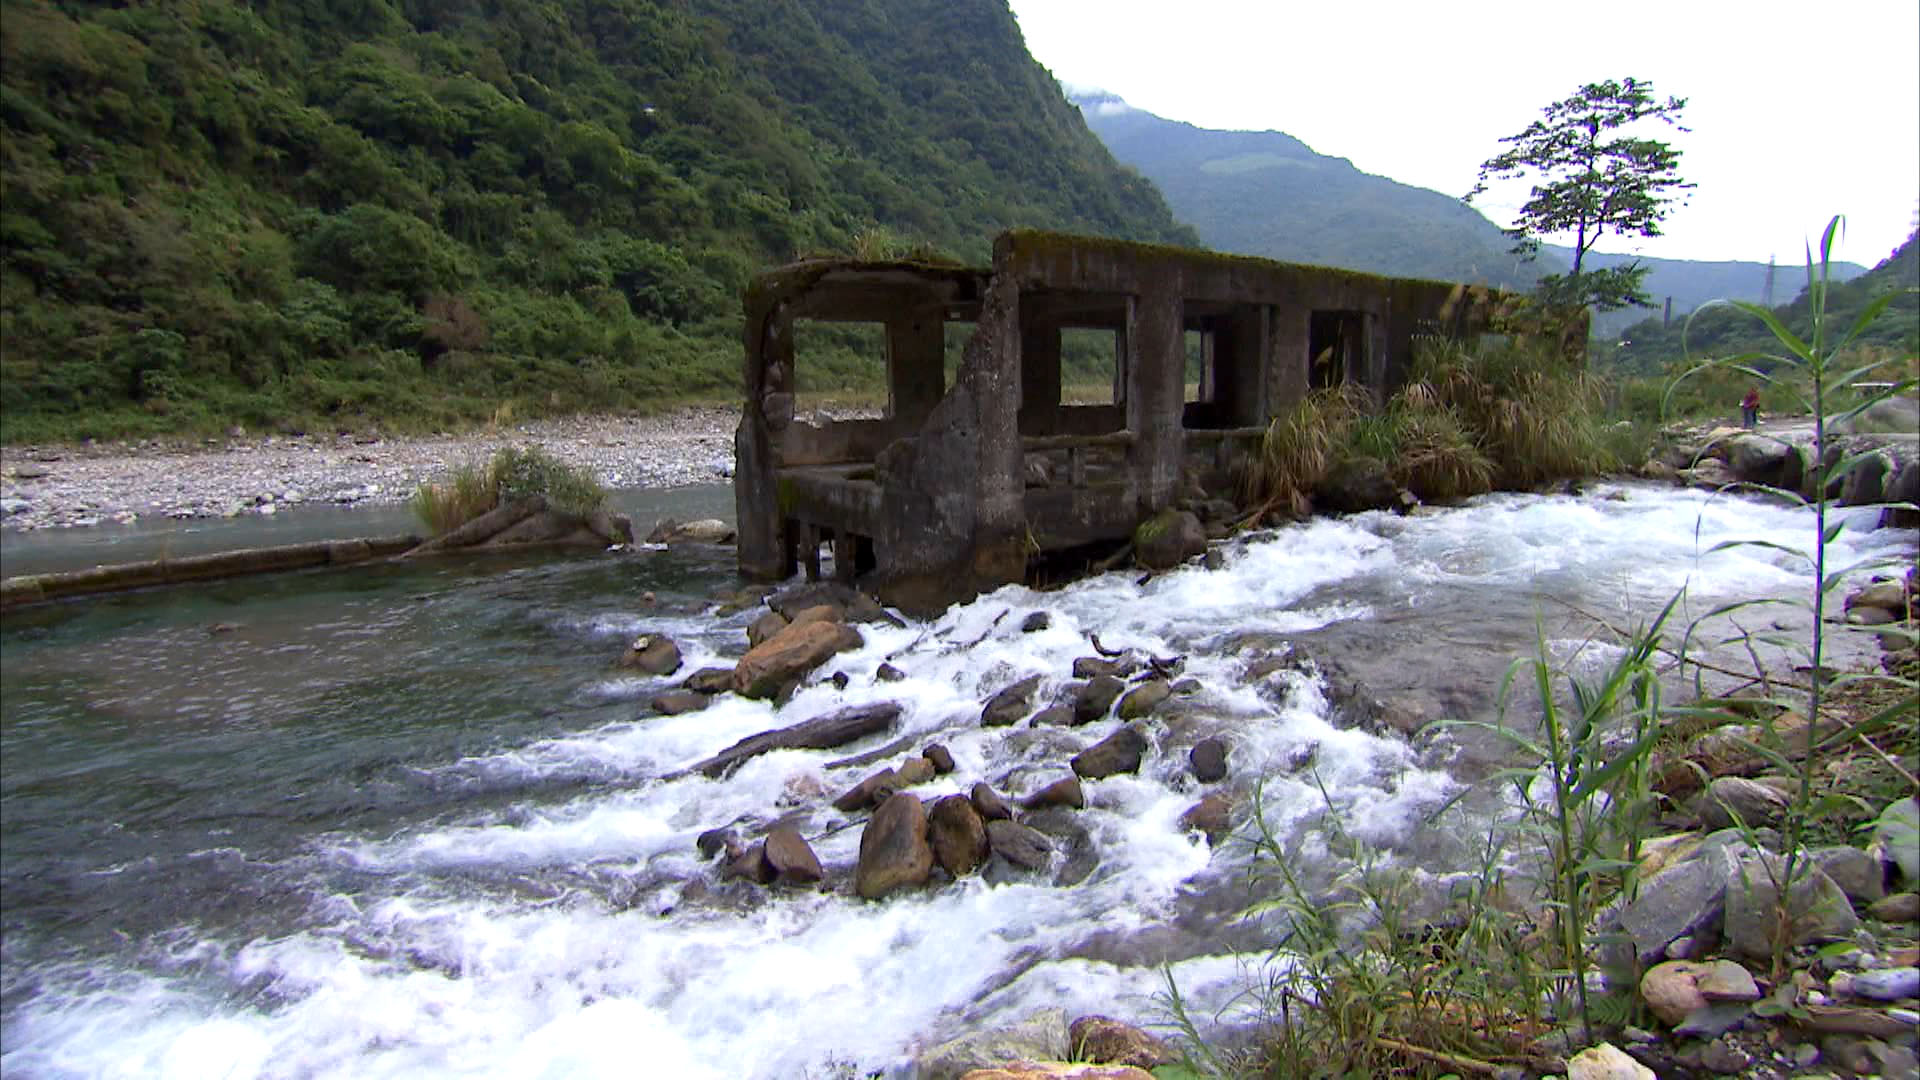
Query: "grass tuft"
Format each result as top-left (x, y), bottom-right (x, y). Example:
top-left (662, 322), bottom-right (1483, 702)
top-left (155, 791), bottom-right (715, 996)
top-left (410, 445), bottom-right (607, 536)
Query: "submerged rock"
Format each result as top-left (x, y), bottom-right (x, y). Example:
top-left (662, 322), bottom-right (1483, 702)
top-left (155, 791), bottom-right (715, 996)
top-left (650, 689), bottom-right (710, 715)
top-left (1023, 774), bottom-right (1085, 811)
top-left (1114, 680), bottom-right (1169, 719)
top-left (982, 674), bottom-right (1043, 727)
top-left (1071, 725), bottom-right (1147, 780)
top-left (1189, 737), bottom-right (1229, 783)
top-left (985, 819), bottom-right (1053, 872)
top-left (1070, 675), bottom-right (1125, 725)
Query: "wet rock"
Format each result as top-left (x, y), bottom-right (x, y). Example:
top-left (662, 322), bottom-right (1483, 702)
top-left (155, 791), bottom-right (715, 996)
top-left (764, 827), bottom-right (823, 885)
top-left (1868, 891), bottom-right (1920, 922)
top-left (1849, 578), bottom-right (1910, 615)
top-left (768, 581), bottom-right (895, 625)
top-left (970, 782), bottom-right (1013, 822)
top-left (1023, 807), bottom-right (1099, 887)
top-left (855, 794), bottom-right (932, 900)
top-left (922, 743), bottom-right (956, 774)
top-left (723, 841), bottom-right (775, 885)
top-left (914, 1008), bottom-right (1068, 1080)
top-left (1725, 433), bottom-right (1794, 486)
top-left (1030, 705), bottom-right (1075, 727)
top-left (1067, 1015), bottom-right (1176, 1069)
top-left (1072, 656), bottom-right (1135, 679)
top-left (1319, 458), bottom-right (1397, 514)
top-left (1189, 737), bottom-right (1229, 783)
top-left (1178, 794), bottom-right (1233, 843)
top-left (1024, 775), bottom-right (1085, 811)
top-left (875, 662), bottom-right (906, 682)
top-left (985, 819), bottom-right (1053, 871)
top-left (650, 689), bottom-right (711, 715)
top-left (618, 633), bottom-right (682, 675)
top-left (1615, 841), bottom-right (1744, 965)
top-left (730, 620), bottom-right (863, 698)
top-left (1070, 675), bottom-right (1126, 725)
top-left (1071, 725), bottom-right (1148, 780)
top-left (647, 517), bottom-right (735, 544)
top-left (1565, 1042), bottom-right (1654, 1080)
top-left (1812, 844), bottom-right (1885, 904)
top-left (928, 795), bottom-right (990, 878)
top-left (683, 666), bottom-right (734, 694)
top-left (1170, 678), bottom-right (1201, 695)
top-left (834, 768), bottom-right (900, 812)
top-left (1133, 509), bottom-right (1206, 570)
top-left (1020, 612), bottom-right (1051, 633)
top-left (1723, 853), bottom-right (1858, 959)
top-left (1693, 775), bottom-right (1791, 832)
top-left (982, 675), bottom-right (1043, 727)
top-left (1115, 680), bottom-right (1170, 720)
top-left (695, 826), bottom-right (737, 860)
top-left (746, 610), bottom-right (789, 648)
top-left (895, 756), bottom-right (937, 788)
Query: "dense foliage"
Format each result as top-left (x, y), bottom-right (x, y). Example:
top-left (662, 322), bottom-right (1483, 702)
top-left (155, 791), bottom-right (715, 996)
top-left (1467, 78), bottom-right (1693, 312)
top-left (0, 0), bottom-right (1193, 442)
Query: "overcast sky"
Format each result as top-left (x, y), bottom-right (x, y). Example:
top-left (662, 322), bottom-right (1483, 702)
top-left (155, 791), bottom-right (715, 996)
top-left (1006, 0), bottom-right (1920, 269)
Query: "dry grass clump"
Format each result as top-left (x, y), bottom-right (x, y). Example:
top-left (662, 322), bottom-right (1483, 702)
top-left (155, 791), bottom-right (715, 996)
top-left (410, 446), bottom-right (607, 537)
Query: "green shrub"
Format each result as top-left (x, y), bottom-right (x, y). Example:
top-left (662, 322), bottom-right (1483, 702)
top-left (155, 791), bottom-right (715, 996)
top-left (409, 445), bottom-right (607, 536)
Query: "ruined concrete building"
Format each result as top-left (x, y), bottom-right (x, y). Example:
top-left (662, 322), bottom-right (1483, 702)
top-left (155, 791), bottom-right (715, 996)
top-left (735, 230), bottom-right (1536, 613)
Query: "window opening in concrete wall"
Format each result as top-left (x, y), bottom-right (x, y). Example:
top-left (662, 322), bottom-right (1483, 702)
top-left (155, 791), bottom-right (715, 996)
top-left (942, 322), bottom-right (975, 387)
top-left (1060, 328), bottom-right (1121, 405)
top-left (1183, 327), bottom-right (1213, 404)
top-left (1308, 310), bottom-right (1365, 390)
top-left (791, 320), bottom-right (887, 419)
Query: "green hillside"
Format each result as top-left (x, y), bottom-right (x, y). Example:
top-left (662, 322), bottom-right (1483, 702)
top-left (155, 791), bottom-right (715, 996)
top-left (0, 0), bottom-right (1193, 443)
top-left (1070, 91), bottom-right (1867, 342)
top-left (1610, 230), bottom-right (1919, 375)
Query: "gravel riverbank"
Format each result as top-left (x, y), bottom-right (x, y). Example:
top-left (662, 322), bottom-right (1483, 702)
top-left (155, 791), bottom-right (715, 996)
top-left (0, 408), bottom-right (740, 532)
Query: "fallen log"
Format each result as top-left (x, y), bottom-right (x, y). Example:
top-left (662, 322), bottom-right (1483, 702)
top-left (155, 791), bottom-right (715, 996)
top-left (688, 702), bottom-right (901, 779)
top-left (0, 534), bottom-right (420, 610)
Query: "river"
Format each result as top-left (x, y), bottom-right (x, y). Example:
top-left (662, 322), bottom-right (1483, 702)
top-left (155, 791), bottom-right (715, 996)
top-left (0, 482), bottom-right (1911, 1078)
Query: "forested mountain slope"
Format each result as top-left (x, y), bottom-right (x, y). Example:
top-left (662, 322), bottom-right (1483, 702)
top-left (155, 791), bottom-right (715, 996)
top-left (1070, 91), bottom-right (1866, 342)
top-left (0, 0), bottom-right (1192, 441)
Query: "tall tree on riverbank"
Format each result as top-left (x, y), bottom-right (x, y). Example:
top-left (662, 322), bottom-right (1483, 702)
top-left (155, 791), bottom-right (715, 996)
top-left (1466, 77), bottom-right (1692, 311)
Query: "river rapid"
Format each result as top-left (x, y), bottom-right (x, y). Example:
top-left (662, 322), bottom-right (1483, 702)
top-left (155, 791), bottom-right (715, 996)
top-left (1, 482), bottom-right (1911, 1078)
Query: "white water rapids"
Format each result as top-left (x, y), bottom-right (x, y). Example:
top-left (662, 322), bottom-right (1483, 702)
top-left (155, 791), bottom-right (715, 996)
top-left (1, 483), bottom-right (1911, 1078)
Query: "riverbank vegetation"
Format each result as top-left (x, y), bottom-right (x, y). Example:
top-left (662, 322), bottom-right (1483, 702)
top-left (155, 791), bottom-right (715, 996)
top-left (411, 445), bottom-right (606, 536)
top-left (0, 0), bottom-right (1191, 446)
top-left (1174, 219), bottom-right (1918, 1078)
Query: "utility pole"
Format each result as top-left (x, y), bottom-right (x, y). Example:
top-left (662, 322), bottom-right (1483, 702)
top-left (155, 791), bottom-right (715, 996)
top-left (1762, 255), bottom-right (1777, 308)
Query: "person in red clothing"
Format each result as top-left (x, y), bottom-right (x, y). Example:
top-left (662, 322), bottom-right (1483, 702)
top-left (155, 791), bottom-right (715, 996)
top-left (1740, 386), bottom-right (1761, 428)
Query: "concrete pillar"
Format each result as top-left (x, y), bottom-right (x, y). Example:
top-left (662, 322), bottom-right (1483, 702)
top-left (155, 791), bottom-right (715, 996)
top-left (736, 305), bottom-right (795, 580)
top-left (1018, 315), bottom-right (1061, 435)
top-left (1266, 303), bottom-right (1309, 416)
top-left (1127, 286), bottom-right (1185, 512)
top-left (886, 305), bottom-right (946, 427)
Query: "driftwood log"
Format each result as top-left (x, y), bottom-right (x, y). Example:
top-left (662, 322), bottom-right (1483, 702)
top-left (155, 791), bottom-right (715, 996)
top-left (686, 702), bottom-right (901, 779)
top-left (400, 494), bottom-right (548, 557)
top-left (1, 534), bottom-right (420, 610)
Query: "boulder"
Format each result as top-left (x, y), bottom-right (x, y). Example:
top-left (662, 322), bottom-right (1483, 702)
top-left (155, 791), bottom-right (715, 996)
top-left (957, 1066), bottom-right (1154, 1080)
top-left (1725, 434), bottom-right (1794, 486)
top-left (1020, 612), bottom-right (1051, 633)
top-left (1179, 794), bottom-right (1233, 843)
top-left (1072, 656), bottom-right (1136, 679)
top-left (1189, 737), bottom-right (1229, 783)
top-left (1868, 891), bottom-right (1920, 922)
top-left (618, 633), bottom-right (682, 675)
top-left (1115, 680), bottom-right (1170, 720)
top-left (695, 826), bottom-right (737, 860)
top-left (1566, 1042), bottom-right (1654, 1080)
top-left (1873, 797), bottom-right (1920, 885)
top-left (764, 827), bottom-right (824, 885)
top-left (982, 675), bottom-right (1043, 727)
top-left (914, 1008), bottom-right (1069, 1080)
top-left (647, 517), bottom-right (736, 544)
top-left (895, 756), bottom-right (937, 788)
top-left (928, 795), bottom-right (990, 878)
top-left (1022, 807), bottom-right (1099, 887)
top-left (1693, 775), bottom-right (1790, 832)
top-left (855, 794), bottom-right (933, 900)
top-left (1070, 676), bottom-right (1126, 725)
top-left (785, 603), bottom-right (844, 631)
top-left (1847, 578), bottom-right (1910, 615)
top-left (1319, 457), bottom-right (1397, 513)
top-left (746, 610), bottom-right (790, 648)
top-left (833, 768), bottom-right (900, 813)
top-left (682, 666), bottom-right (734, 694)
top-left (1723, 853), bottom-right (1859, 959)
top-left (1133, 509), bottom-right (1207, 570)
top-left (875, 662), bottom-right (907, 682)
top-left (1839, 450), bottom-right (1892, 506)
top-left (650, 690), bottom-right (711, 715)
top-left (1030, 705), bottom-right (1076, 727)
top-left (1067, 1016), bottom-right (1176, 1070)
top-left (723, 841), bottom-right (775, 885)
top-left (768, 581), bottom-right (894, 625)
top-left (730, 620), bottom-right (863, 698)
top-left (985, 819), bottom-right (1053, 871)
top-left (1024, 775), bottom-right (1086, 811)
top-left (1071, 725), bottom-right (1148, 780)
top-left (1615, 841), bottom-right (1744, 965)
top-left (971, 782), bottom-right (1013, 822)
top-left (923, 743), bottom-right (956, 774)
top-left (1812, 845), bottom-right (1886, 904)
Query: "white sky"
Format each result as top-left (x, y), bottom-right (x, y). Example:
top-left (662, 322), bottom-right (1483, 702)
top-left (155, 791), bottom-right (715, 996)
top-left (1007, 0), bottom-right (1920, 268)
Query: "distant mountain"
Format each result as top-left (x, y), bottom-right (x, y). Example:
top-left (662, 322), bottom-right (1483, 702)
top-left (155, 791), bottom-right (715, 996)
top-left (1070, 90), bottom-right (1867, 340)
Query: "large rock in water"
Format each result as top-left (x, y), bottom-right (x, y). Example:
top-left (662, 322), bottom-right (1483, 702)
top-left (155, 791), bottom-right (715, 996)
top-left (915, 1008), bottom-right (1070, 1080)
top-left (1068, 1016), bottom-right (1177, 1070)
top-left (730, 619), bottom-right (863, 698)
top-left (855, 793), bottom-right (933, 900)
top-left (1071, 724), bottom-right (1148, 779)
top-left (928, 795), bottom-right (989, 877)
top-left (981, 674), bottom-right (1042, 727)
top-left (619, 633), bottom-right (682, 675)
top-left (1318, 457), bottom-right (1397, 513)
top-left (764, 827), bottom-right (824, 885)
top-left (1133, 509), bottom-right (1206, 570)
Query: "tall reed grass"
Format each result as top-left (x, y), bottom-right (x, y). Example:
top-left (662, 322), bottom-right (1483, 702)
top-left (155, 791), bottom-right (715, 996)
top-left (410, 445), bottom-right (607, 537)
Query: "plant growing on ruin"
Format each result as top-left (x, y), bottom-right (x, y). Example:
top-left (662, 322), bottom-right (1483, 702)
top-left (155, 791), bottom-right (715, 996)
top-left (1466, 78), bottom-right (1692, 312)
top-left (410, 445), bottom-right (608, 536)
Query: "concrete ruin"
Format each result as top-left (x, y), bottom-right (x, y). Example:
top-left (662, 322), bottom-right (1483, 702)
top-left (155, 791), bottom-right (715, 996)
top-left (735, 230), bottom-right (1551, 612)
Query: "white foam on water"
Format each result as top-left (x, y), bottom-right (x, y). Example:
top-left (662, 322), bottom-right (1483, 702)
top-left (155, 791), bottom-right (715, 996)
top-left (6, 485), bottom-right (1912, 1078)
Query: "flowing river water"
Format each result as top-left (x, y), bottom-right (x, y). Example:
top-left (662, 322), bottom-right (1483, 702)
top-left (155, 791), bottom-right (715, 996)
top-left (1, 482), bottom-right (1911, 1078)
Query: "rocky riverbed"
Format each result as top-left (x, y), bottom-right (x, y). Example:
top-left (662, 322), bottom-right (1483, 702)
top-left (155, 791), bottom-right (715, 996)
top-left (0, 408), bottom-right (741, 531)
